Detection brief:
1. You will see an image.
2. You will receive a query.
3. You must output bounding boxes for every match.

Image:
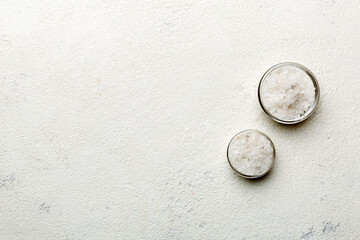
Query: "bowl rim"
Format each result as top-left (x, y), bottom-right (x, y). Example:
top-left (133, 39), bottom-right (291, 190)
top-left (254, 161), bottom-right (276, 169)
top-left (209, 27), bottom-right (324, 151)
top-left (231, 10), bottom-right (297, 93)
top-left (227, 129), bottom-right (276, 179)
top-left (258, 62), bottom-right (320, 124)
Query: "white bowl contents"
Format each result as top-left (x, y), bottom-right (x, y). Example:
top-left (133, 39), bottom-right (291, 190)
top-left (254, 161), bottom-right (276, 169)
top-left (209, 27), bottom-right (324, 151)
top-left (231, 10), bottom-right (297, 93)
top-left (227, 130), bottom-right (275, 178)
top-left (258, 63), bottom-right (319, 124)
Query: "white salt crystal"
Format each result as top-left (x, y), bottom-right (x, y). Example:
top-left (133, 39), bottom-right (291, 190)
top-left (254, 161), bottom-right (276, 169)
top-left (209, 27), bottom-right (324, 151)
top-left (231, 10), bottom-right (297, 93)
top-left (227, 131), bottom-right (275, 177)
top-left (260, 65), bottom-right (316, 121)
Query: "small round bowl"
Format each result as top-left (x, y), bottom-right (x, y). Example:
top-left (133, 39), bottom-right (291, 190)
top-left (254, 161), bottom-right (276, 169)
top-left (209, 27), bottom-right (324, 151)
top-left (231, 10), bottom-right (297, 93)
top-left (258, 62), bottom-right (320, 124)
top-left (227, 129), bottom-right (276, 179)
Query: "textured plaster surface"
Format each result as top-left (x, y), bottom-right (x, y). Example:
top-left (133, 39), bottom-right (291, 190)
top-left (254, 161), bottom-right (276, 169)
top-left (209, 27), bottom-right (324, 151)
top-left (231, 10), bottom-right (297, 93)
top-left (1, 0), bottom-right (360, 239)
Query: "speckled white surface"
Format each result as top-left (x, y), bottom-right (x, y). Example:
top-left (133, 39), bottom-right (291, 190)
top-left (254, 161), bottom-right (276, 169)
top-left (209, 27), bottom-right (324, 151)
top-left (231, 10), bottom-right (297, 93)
top-left (1, 1), bottom-right (360, 239)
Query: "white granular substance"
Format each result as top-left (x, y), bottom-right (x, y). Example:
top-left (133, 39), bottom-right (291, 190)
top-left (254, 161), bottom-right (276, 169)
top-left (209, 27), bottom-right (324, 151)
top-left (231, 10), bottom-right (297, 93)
top-left (228, 131), bottom-right (274, 176)
top-left (260, 66), bottom-right (315, 120)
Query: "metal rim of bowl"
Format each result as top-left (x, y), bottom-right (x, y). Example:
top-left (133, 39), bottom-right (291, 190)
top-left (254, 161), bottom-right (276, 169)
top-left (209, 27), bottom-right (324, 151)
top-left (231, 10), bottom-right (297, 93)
top-left (227, 129), bottom-right (276, 179)
top-left (258, 62), bottom-right (320, 125)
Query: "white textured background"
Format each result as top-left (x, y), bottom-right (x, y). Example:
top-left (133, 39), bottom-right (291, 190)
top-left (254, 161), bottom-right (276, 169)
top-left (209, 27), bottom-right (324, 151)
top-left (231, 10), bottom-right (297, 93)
top-left (1, 1), bottom-right (359, 239)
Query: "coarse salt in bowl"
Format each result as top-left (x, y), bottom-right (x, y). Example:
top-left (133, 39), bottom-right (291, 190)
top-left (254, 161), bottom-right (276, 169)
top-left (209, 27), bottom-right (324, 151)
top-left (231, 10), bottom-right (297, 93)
top-left (227, 129), bottom-right (276, 179)
top-left (258, 62), bottom-right (320, 124)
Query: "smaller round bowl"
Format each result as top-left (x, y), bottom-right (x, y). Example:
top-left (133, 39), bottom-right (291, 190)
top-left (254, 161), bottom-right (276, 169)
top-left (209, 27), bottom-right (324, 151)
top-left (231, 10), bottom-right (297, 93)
top-left (227, 129), bottom-right (276, 179)
top-left (258, 62), bottom-right (320, 124)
